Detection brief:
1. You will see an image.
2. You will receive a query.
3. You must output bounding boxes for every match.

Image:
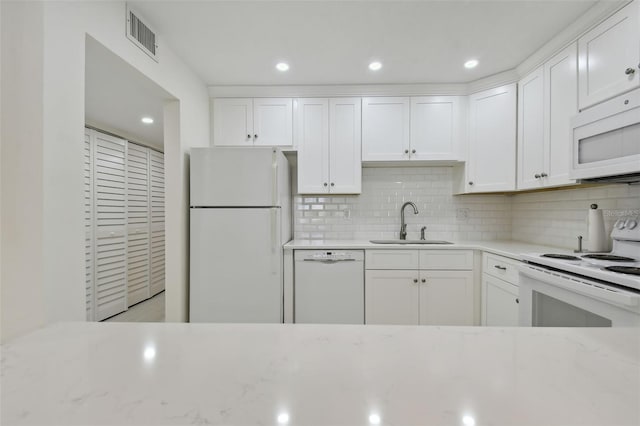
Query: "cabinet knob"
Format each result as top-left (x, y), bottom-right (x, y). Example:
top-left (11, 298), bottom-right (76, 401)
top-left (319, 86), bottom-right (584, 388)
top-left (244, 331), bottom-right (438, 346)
top-left (247, 134), bottom-right (251, 139)
top-left (330, 182), bottom-right (335, 187)
top-left (468, 181), bottom-right (474, 186)
top-left (516, 298), bottom-right (520, 304)
top-left (254, 134), bottom-right (258, 139)
top-left (413, 278), bottom-right (418, 283)
top-left (412, 149), bottom-right (416, 154)
top-left (624, 99), bottom-right (630, 105)
top-left (404, 149), bottom-right (409, 154)
top-left (534, 174), bottom-right (541, 179)
top-left (625, 67), bottom-right (636, 75)
top-left (323, 182), bottom-right (328, 187)
top-left (421, 278), bottom-right (426, 283)
top-left (540, 172), bottom-right (548, 178)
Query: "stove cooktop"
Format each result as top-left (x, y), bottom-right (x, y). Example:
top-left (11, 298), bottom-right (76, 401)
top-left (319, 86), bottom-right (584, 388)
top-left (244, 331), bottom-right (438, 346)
top-left (582, 254), bottom-right (636, 262)
top-left (605, 266), bottom-right (640, 276)
top-left (541, 254), bottom-right (581, 261)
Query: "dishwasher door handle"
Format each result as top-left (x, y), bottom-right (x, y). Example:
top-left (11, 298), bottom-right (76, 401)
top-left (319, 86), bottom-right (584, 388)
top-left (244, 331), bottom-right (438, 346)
top-left (302, 258), bottom-right (357, 263)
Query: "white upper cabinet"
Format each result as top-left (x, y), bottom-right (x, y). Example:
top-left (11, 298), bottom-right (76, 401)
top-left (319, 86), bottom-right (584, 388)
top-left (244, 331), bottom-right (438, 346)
top-left (253, 98), bottom-right (293, 146)
top-left (362, 97), bottom-right (410, 161)
top-left (328, 98), bottom-right (362, 194)
top-left (213, 98), bottom-right (293, 147)
top-left (467, 84), bottom-right (517, 192)
top-left (410, 96), bottom-right (463, 161)
top-left (296, 98), bottom-right (361, 194)
top-left (213, 98), bottom-right (254, 146)
top-left (296, 98), bottom-right (330, 194)
top-left (578, 0), bottom-right (640, 110)
top-left (517, 67), bottom-right (545, 190)
top-left (544, 43), bottom-right (578, 187)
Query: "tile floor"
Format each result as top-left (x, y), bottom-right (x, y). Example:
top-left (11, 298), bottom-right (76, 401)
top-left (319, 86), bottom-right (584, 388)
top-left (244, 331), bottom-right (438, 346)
top-left (105, 291), bottom-right (165, 322)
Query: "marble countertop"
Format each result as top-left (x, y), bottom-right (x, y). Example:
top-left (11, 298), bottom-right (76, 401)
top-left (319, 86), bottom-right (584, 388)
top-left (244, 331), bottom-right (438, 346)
top-left (284, 239), bottom-right (574, 260)
top-left (2, 322), bottom-right (639, 425)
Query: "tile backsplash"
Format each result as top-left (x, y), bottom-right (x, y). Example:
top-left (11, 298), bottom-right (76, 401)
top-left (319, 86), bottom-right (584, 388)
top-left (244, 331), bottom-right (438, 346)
top-left (292, 166), bottom-right (640, 249)
top-left (293, 167), bottom-right (512, 241)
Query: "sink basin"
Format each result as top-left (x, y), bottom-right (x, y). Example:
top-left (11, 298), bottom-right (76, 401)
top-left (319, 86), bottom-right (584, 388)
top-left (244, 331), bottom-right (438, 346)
top-left (370, 240), bottom-right (453, 245)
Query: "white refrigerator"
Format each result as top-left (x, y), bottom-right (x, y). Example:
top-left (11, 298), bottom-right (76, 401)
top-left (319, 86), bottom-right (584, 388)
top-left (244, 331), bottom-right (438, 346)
top-left (189, 147), bottom-right (291, 323)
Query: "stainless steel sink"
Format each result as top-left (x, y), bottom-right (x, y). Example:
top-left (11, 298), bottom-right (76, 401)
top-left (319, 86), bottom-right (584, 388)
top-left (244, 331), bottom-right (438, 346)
top-left (369, 239), bottom-right (453, 245)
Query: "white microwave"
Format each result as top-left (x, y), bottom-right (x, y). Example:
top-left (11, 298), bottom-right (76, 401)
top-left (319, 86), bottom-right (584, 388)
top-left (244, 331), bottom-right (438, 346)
top-left (571, 89), bottom-right (640, 183)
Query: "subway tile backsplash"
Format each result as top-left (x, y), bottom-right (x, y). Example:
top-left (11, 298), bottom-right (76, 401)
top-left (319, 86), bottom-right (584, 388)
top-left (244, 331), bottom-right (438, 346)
top-left (292, 166), bottom-right (640, 249)
top-left (293, 167), bottom-right (513, 241)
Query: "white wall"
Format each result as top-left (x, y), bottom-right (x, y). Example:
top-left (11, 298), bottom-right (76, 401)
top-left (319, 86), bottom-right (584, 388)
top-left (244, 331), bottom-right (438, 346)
top-left (1, 1), bottom-right (209, 341)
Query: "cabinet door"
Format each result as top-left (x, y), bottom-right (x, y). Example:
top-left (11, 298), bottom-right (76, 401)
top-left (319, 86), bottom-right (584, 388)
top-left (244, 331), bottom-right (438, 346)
top-left (482, 275), bottom-right (519, 326)
top-left (93, 132), bottom-right (128, 320)
top-left (149, 150), bottom-right (165, 297)
top-left (578, 0), bottom-right (640, 110)
top-left (544, 43), bottom-right (578, 187)
top-left (362, 97), bottom-right (410, 161)
top-left (253, 98), bottom-right (293, 146)
top-left (365, 270), bottom-right (419, 325)
top-left (419, 270), bottom-right (473, 325)
top-left (467, 84), bottom-right (517, 192)
top-left (213, 98), bottom-right (254, 146)
top-left (126, 143), bottom-right (150, 307)
top-left (84, 130), bottom-right (95, 321)
top-left (410, 96), bottom-right (461, 161)
top-left (296, 98), bottom-right (330, 194)
top-left (517, 67), bottom-right (545, 190)
top-left (329, 98), bottom-right (362, 194)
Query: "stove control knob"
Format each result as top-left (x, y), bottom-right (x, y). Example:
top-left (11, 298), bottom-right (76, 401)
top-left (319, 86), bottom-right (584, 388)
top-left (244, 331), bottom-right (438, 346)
top-left (615, 219), bottom-right (626, 230)
top-left (625, 219), bottom-right (638, 230)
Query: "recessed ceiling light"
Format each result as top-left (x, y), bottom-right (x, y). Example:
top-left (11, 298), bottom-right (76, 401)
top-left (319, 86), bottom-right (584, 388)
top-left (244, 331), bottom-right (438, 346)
top-left (141, 117), bottom-right (154, 124)
top-left (276, 62), bottom-right (289, 72)
top-left (464, 59), bottom-right (479, 69)
top-left (369, 61), bottom-right (382, 71)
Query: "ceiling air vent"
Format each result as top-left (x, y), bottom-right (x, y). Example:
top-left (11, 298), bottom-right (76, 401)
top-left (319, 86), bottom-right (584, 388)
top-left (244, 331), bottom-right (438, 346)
top-left (126, 5), bottom-right (158, 62)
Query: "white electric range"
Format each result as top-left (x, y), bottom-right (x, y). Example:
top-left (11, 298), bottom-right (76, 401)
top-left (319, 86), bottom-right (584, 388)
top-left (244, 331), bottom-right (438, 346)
top-left (519, 216), bottom-right (640, 327)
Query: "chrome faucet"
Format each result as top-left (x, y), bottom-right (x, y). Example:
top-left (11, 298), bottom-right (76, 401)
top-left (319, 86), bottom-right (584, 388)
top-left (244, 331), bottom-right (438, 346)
top-left (400, 201), bottom-right (419, 240)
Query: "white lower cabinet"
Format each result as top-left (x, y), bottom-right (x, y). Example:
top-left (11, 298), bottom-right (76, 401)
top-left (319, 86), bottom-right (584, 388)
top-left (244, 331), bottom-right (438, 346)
top-left (365, 250), bottom-right (474, 326)
top-left (481, 253), bottom-right (521, 326)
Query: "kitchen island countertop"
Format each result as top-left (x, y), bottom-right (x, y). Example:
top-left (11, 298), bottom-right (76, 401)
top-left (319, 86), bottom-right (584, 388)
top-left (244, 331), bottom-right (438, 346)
top-left (2, 322), bottom-right (638, 425)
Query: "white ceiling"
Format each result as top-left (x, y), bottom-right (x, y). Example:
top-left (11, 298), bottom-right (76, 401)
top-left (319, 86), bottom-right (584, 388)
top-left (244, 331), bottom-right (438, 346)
top-left (85, 36), bottom-right (174, 150)
top-left (130, 0), bottom-right (598, 86)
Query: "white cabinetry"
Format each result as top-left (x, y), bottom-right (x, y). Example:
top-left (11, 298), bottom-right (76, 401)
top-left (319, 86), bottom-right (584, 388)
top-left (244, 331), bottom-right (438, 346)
top-left (578, 0), bottom-right (640, 110)
top-left (466, 84), bottom-right (517, 192)
top-left (481, 253), bottom-right (521, 326)
top-left (518, 44), bottom-right (578, 190)
top-left (149, 150), bottom-right (166, 297)
top-left (362, 97), bottom-right (410, 161)
top-left (365, 250), bottom-right (474, 325)
top-left (213, 98), bottom-right (293, 147)
top-left (296, 98), bottom-right (361, 194)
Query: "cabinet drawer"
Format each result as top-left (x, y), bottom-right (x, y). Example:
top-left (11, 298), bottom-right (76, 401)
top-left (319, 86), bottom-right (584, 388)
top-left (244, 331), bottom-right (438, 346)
top-left (419, 250), bottom-right (473, 270)
top-left (483, 253), bottom-right (521, 285)
top-left (365, 250), bottom-right (419, 270)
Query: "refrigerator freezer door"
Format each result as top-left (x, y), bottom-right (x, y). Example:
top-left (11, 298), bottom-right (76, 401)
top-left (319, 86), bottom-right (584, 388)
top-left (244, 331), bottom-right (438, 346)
top-left (190, 147), bottom-right (286, 207)
top-left (190, 208), bottom-right (282, 323)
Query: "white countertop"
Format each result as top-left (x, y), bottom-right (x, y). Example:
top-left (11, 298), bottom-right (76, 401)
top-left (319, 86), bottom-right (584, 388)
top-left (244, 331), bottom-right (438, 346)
top-left (284, 239), bottom-right (574, 260)
top-left (2, 322), bottom-right (639, 425)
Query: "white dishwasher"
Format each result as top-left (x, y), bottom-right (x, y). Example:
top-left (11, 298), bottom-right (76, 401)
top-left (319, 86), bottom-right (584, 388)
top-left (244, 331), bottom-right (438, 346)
top-left (294, 250), bottom-right (364, 324)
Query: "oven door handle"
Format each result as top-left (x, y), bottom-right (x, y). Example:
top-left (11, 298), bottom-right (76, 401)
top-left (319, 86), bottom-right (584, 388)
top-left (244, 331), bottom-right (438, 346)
top-left (520, 264), bottom-right (640, 308)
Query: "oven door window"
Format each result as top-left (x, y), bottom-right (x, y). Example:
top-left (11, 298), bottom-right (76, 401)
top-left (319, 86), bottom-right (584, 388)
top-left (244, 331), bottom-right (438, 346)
top-left (532, 291), bottom-right (612, 327)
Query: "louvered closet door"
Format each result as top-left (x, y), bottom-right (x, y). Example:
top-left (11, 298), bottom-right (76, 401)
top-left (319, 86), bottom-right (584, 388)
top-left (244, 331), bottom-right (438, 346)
top-left (84, 130), bottom-right (95, 321)
top-left (149, 150), bottom-right (165, 296)
top-left (94, 132), bottom-right (128, 320)
top-left (126, 143), bottom-right (150, 307)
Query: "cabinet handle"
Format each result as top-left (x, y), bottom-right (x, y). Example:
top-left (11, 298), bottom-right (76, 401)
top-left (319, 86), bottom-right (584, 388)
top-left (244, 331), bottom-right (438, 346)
top-left (247, 134), bottom-right (251, 139)
top-left (540, 172), bottom-right (548, 178)
top-left (404, 149), bottom-right (409, 154)
top-left (494, 265), bottom-right (507, 271)
top-left (534, 174), bottom-right (541, 179)
top-left (330, 182), bottom-right (335, 187)
top-left (421, 278), bottom-right (426, 283)
top-left (254, 134), bottom-right (258, 139)
top-left (516, 298), bottom-right (520, 304)
top-left (412, 149), bottom-right (416, 154)
top-left (413, 278), bottom-right (418, 283)
top-left (625, 68), bottom-right (636, 75)
top-left (468, 181), bottom-right (474, 186)
top-left (323, 182), bottom-right (328, 187)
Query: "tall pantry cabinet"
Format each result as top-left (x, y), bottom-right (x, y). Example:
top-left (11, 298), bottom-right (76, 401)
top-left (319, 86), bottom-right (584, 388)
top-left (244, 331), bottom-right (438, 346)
top-left (84, 128), bottom-right (165, 321)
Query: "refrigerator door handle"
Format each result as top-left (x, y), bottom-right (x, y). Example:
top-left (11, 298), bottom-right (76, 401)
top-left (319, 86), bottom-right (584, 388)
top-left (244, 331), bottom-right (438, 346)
top-left (271, 149), bottom-right (278, 206)
top-left (270, 208), bottom-right (278, 274)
